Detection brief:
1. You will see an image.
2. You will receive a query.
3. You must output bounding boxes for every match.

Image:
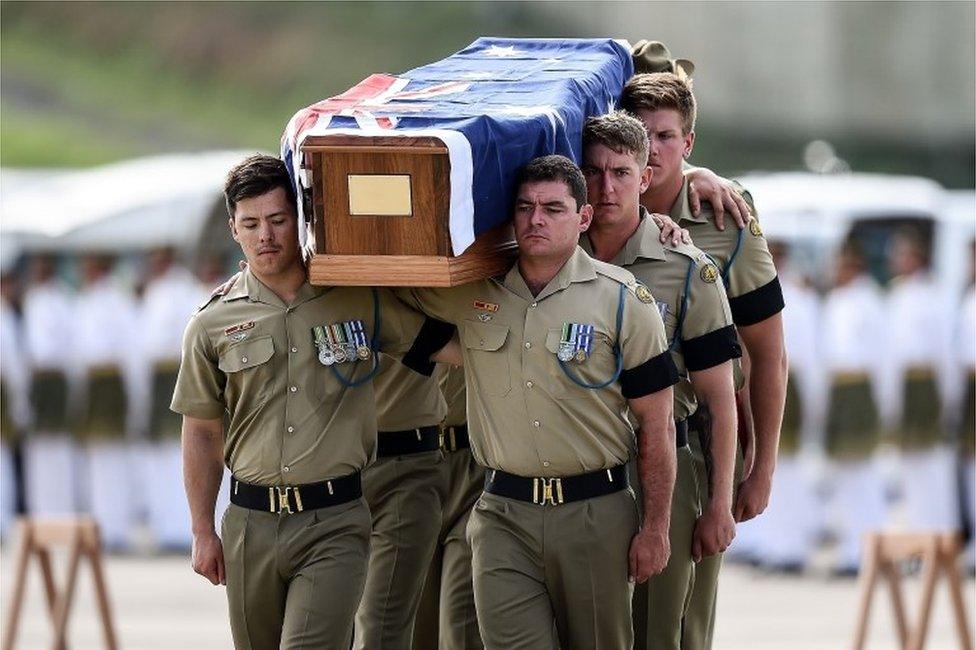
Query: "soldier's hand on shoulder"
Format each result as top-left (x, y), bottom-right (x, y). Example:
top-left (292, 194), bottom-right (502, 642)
top-left (686, 167), bottom-right (751, 231)
top-left (650, 213), bottom-right (691, 246)
top-left (629, 527), bottom-right (670, 584)
top-left (191, 530), bottom-right (226, 586)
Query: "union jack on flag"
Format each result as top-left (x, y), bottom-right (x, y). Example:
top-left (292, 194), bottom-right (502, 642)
top-left (282, 37), bottom-right (633, 254)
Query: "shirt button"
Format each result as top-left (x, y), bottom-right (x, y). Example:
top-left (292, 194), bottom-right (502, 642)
top-left (530, 302), bottom-right (538, 308)
top-left (524, 342), bottom-right (532, 349)
top-left (287, 426), bottom-right (295, 433)
top-left (533, 420), bottom-right (540, 428)
top-left (543, 461), bottom-right (550, 468)
top-left (283, 466), bottom-right (290, 473)
top-left (291, 347), bottom-right (298, 353)
top-left (241, 356), bottom-right (248, 363)
top-left (525, 380), bottom-right (533, 388)
top-left (290, 386), bottom-right (298, 393)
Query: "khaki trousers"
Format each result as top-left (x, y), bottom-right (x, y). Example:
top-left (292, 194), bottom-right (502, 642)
top-left (467, 488), bottom-right (639, 650)
top-left (683, 432), bottom-right (744, 650)
top-left (221, 499), bottom-right (371, 650)
top-left (412, 448), bottom-right (484, 650)
top-left (355, 450), bottom-right (445, 649)
top-left (632, 446), bottom-right (701, 649)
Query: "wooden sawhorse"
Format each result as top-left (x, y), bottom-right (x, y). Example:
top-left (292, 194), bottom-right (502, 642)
top-left (2, 517), bottom-right (118, 650)
top-left (853, 531), bottom-right (973, 650)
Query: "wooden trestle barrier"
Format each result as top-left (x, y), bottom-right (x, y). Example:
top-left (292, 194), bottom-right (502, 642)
top-left (2, 517), bottom-right (118, 650)
top-left (853, 531), bottom-right (973, 650)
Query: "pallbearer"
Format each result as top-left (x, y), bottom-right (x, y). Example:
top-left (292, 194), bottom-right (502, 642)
top-left (620, 70), bottom-right (787, 647)
top-left (409, 156), bottom-right (679, 649)
top-left (579, 112), bottom-right (741, 650)
top-left (172, 155), bottom-right (454, 650)
top-left (412, 364), bottom-right (484, 650)
top-left (1, 266), bottom-right (30, 540)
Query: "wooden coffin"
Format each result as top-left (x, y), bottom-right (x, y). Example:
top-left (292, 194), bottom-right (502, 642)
top-left (302, 134), bottom-right (517, 287)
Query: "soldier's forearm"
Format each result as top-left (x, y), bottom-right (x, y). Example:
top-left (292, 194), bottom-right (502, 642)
top-left (182, 424), bottom-right (224, 535)
top-left (636, 417), bottom-right (676, 533)
top-left (748, 345), bottom-right (788, 478)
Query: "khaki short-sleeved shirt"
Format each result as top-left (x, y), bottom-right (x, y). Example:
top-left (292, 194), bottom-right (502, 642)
top-left (668, 178), bottom-right (784, 328)
top-left (410, 247), bottom-right (678, 477)
top-left (374, 352), bottom-right (447, 431)
top-left (437, 364), bottom-right (467, 427)
top-left (170, 269), bottom-right (434, 486)
top-left (581, 210), bottom-right (740, 421)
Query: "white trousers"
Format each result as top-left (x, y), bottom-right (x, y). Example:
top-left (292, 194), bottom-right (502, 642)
top-left (830, 458), bottom-right (889, 571)
top-left (24, 434), bottom-right (81, 516)
top-left (1, 442), bottom-right (15, 541)
top-left (899, 446), bottom-right (960, 532)
top-left (143, 440), bottom-right (192, 549)
top-left (85, 441), bottom-right (135, 550)
top-left (754, 454), bottom-right (820, 567)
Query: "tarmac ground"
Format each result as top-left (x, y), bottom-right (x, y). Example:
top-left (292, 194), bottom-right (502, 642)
top-left (2, 546), bottom-right (973, 649)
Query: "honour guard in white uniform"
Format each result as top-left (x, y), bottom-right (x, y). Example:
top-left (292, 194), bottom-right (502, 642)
top-left (884, 230), bottom-right (958, 533)
top-left (954, 242), bottom-right (975, 569)
top-left (22, 254), bottom-right (79, 517)
top-left (822, 243), bottom-right (889, 573)
top-left (753, 242), bottom-right (824, 571)
top-left (1, 269), bottom-right (30, 539)
top-left (139, 247), bottom-right (204, 550)
top-left (74, 253), bottom-right (141, 550)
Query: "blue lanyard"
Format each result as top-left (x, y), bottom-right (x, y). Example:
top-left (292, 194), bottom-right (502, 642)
top-left (556, 283), bottom-right (626, 390)
top-left (328, 288), bottom-right (381, 387)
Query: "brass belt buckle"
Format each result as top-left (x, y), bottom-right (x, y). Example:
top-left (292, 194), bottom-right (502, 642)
top-left (439, 425), bottom-right (457, 453)
top-left (270, 486), bottom-right (304, 514)
top-left (533, 477), bottom-right (564, 506)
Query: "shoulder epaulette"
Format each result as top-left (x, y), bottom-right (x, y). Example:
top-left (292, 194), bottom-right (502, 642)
top-left (592, 258), bottom-right (638, 288)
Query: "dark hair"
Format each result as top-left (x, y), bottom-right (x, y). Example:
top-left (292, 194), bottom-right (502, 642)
top-left (620, 72), bottom-right (698, 135)
top-left (583, 112), bottom-right (650, 167)
top-left (224, 154), bottom-right (297, 218)
top-left (515, 155), bottom-right (587, 209)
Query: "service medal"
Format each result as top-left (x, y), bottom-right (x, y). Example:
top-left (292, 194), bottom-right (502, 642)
top-left (574, 348), bottom-right (588, 363)
top-left (357, 345), bottom-right (371, 361)
top-left (319, 347), bottom-right (336, 366)
top-left (333, 346), bottom-right (348, 364)
top-left (557, 344), bottom-right (575, 362)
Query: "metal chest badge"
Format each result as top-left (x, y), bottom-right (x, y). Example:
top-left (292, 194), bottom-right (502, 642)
top-left (312, 320), bottom-right (370, 366)
top-left (558, 322), bottom-right (594, 363)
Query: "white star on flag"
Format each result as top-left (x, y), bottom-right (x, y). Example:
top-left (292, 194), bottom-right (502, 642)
top-left (460, 71), bottom-right (496, 80)
top-left (493, 105), bottom-right (565, 133)
top-left (483, 45), bottom-right (523, 58)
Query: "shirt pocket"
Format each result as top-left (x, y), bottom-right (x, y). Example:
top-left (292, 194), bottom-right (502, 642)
top-left (461, 320), bottom-right (511, 397)
top-left (218, 335), bottom-right (275, 410)
top-left (543, 327), bottom-right (617, 400)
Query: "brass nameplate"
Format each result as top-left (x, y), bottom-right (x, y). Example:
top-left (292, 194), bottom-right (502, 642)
top-left (347, 174), bottom-right (413, 216)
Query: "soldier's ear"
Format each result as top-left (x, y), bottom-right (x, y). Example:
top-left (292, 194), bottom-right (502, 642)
top-left (640, 165), bottom-right (653, 193)
top-left (578, 203), bottom-right (594, 232)
top-left (228, 217), bottom-right (240, 243)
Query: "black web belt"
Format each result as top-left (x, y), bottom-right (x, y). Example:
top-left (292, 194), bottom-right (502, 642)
top-left (484, 463), bottom-right (628, 506)
top-left (230, 472), bottom-right (361, 514)
top-left (377, 425), bottom-right (441, 457)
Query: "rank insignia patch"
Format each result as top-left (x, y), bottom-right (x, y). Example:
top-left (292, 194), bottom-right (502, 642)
top-left (557, 322), bottom-right (594, 363)
top-left (224, 321), bottom-right (255, 337)
top-left (749, 219), bottom-right (763, 237)
top-left (473, 300), bottom-right (499, 313)
top-left (700, 263), bottom-right (719, 284)
top-left (634, 284), bottom-right (654, 304)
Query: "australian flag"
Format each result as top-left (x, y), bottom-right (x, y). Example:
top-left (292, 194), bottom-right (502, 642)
top-left (282, 37), bottom-right (633, 254)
